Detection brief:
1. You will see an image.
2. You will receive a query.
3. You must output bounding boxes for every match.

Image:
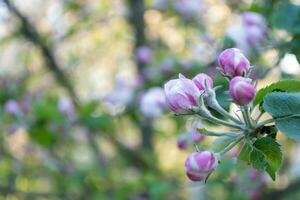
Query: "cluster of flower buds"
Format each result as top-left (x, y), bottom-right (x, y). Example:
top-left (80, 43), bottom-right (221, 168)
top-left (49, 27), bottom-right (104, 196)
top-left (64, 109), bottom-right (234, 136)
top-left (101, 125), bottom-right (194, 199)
top-left (227, 12), bottom-right (267, 54)
top-left (242, 12), bottom-right (267, 46)
top-left (164, 48), bottom-right (257, 182)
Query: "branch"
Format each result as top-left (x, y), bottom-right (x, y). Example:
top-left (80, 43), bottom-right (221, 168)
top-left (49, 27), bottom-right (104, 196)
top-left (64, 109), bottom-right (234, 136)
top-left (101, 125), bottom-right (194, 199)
top-left (2, 0), bottom-right (108, 174)
top-left (127, 0), bottom-right (155, 150)
top-left (3, 0), bottom-right (79, 107)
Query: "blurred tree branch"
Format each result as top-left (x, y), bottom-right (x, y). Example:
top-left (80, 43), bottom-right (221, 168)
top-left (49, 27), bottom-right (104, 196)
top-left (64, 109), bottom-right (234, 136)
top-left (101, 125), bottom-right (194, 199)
top-left (2, 0), bottom-right (79, 107)
top-left (127, 0), bottom-right (155, 151)
top-left (3, 0), bottom-right (154, 182)
top-left (2, 0), bottom-right (110, 185)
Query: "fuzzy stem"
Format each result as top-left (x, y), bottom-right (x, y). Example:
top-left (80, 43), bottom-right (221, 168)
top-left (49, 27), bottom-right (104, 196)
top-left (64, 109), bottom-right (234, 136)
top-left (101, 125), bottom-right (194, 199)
top-left (211, 101), bottom-right (243, 124)
top-left (218, 134), bottom-right (244, 156)
top-left (256, 118), bottom-right (275, 128)
top-left (241, 106), bottom-right (253, 128)
top-left (203, 114), bottom-right (244, 130)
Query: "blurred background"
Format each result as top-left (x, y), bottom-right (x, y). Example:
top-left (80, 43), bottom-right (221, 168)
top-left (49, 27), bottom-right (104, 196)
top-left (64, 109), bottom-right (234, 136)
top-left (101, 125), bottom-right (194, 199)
top-left (1, 0), bottom-right (300, 199)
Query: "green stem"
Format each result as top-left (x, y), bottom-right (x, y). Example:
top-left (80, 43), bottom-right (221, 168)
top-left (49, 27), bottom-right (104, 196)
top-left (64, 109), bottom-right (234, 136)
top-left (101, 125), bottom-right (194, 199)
top-left (241, 106), bottom-right (253, 128)
top-left (204, 115), bottom-right (244, 130)
top-left (212, 102), bottom-right (243, 125)
top-left (255, 111), bottom-right (264, 122)
top-left (201, 130), bottom-right (239, 137)
top-left (256, 118), bottom-right (275, 128)
top-left (218, 134), bottom-right (245, 156)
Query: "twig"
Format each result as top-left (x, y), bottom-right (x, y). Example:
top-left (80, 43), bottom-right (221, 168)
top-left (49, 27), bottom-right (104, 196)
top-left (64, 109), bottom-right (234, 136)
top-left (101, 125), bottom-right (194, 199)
top-left (3, 0), bottom-right (79, 107)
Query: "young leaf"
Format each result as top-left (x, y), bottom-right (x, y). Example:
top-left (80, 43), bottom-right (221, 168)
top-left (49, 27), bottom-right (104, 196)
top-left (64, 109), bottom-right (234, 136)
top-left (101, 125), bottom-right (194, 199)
top-left (253, 137), bottom-right (282, 180)
top-left (198, 128), bottom-right (236, 137)
top-left (250, 148), bottom-right (266, 171)
top-left (238, 142), bottom-right (252, 163)
top-left (253, 80), bottom-right (300, 107)
top-left (263, 92), bottom-right (300, 140)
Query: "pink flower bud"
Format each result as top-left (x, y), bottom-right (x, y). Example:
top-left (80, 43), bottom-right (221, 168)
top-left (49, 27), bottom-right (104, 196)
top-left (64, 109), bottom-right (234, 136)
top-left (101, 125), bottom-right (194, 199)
top-left (249, 170), bottom-right (260, 180)
top-left (242, 12), bottom-right (266, 27)
top-left (4, 100), bottom-right (20, 115)
top-left (192, 73), bottom-right (213, 91)
top-left (58, 97), bottom-right (76, 121)
top-left (218, 48), bottom-right (251, 78)
top-left (140, 87), bottom-right (166, 118)
top-left (164, 74), bottom-right (200, 114)
top-left (229, 76), bottom-right (256, 105)
top-left (177, 135), bottom-right (188, 150)
top-left (185, 151), bottom-right (217, 181)
top-left (190, 129), bottom-right (205, 143)
top-left (246, 25), bottom-right (267, 46)
top-left (136, 46), bottom-right (152, 64)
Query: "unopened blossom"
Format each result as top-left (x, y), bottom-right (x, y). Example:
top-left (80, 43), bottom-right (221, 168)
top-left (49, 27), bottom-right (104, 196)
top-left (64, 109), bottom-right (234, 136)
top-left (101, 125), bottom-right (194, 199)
top-left (140, 87), bottom-right (166, 118)
top-left (185, 151), bottom-right (217, 181)
top-left (177, 134), bottom-right (189, 150)
top-left (229, 76), bottom-right (256, 105)
top-left (104, 78), bottom-right (134, 107)
top-left (242, 12), bottom-right (266, 27)
top-left (173, 0), bottom-right (203, 19)
top-left (192, 73), bottom-right (213, 91)
top-left (136, 46), bottom-right (153, 64)
top-left (164, 74), bottom-right (200, 114)
top-left (226, 12), bottom-right (267, 54)
top-left (58, 97), bottom-right (76, 121)
top-left (4, 99), bottom-right (20, 115)
top-left (218, 48), bottom-right (251, 78)
top-left (190, 129), bottom-right (205, 143)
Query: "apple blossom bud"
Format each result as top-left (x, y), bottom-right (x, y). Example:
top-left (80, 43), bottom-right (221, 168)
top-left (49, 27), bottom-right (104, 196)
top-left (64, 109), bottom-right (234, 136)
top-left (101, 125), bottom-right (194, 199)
top-left (218, 48), bottom-right (251, 78)
top-left (249, 170), bottom-right (260, 180)
top-left (190, 129), bottom-right (205, 143)
top-left (229, 76), bottom-right (256, 105)
top-left (192, 73), bottom-right (213, 91)
top-left (173, 0), bottom-right (203, 19)
top-left (243, 12), bottom-right (266, 27)
top-left (185, 151), bottom-right (217, 181)
top-left (58, 97), bottom-right (76, 121)
top-left (140, 87), bottom-right (166, 118)
top-left (177, 135), bottom-right (189, 150)
top-left (136, 46), bottom-right (152, 64)
top-left (164, 74), bottom-right (200, 114)
top-left (246, 25), bottom-right (267, 46)
top-left (4, 100), bottom-right (20, 115)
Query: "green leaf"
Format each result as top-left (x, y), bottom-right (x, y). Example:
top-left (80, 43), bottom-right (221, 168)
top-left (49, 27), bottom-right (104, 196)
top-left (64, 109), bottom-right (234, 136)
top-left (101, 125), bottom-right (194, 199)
top-left (211, 136), bottom-right (236, 153)
top-left (271, 3), bottom-right (300, 34)
top-left (253, 137), bottom-right (282, 180)
top-left (198, 128), bottom-right (235, 137)
top-left (238, 142), bottom-right (252, 163)
top-left (263, 92), bottom-right (300, 140)
top-left (253, 80), bottom-right (300, 107)
top-left (29, 126), bottom-right (57, 146)
top-left (266, 165), bottom-right (276, 181)
top-left (250, 148), bottom-right (266, 171)
top-left (275, 117), bottom-right (300, 140)
top-left (79, 102), bottom-right (112, 131)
